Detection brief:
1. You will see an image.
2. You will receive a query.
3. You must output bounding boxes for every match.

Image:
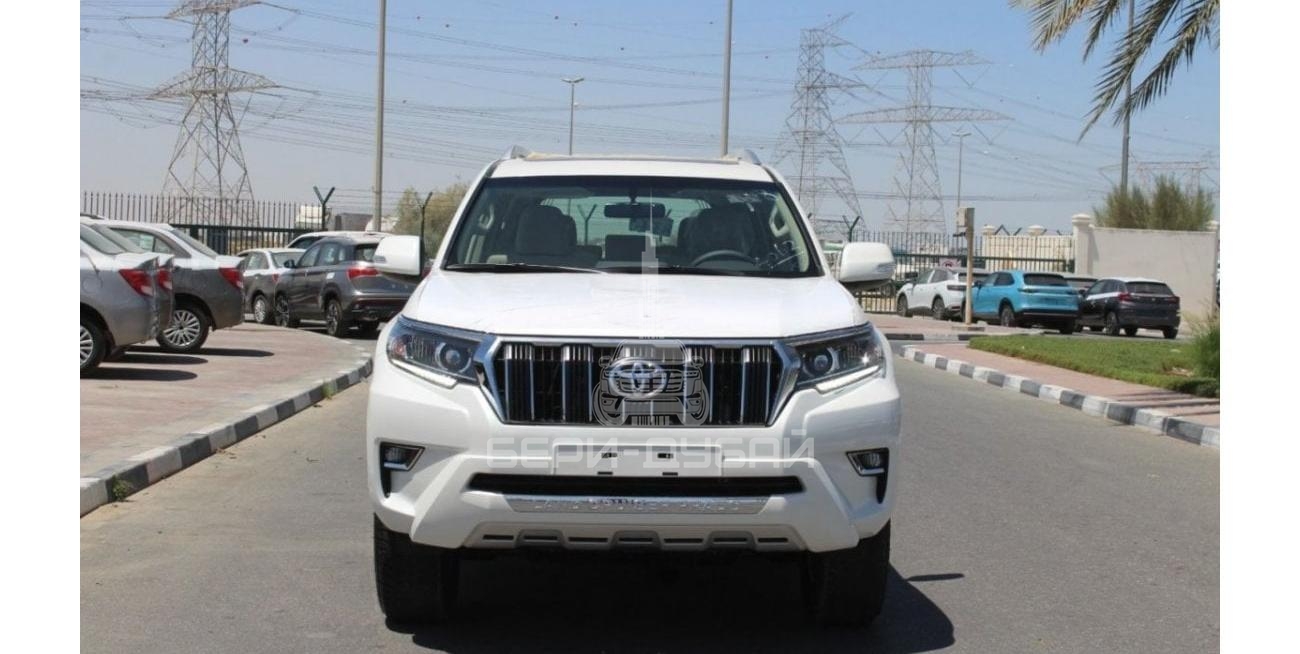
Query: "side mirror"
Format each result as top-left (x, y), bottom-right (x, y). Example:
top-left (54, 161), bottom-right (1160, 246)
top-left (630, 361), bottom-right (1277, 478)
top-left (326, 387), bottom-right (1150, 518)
top-left (836, 242), bottom-right (895, 284)
top-left (282, 259), bottom-right (296, 269)
top-left (373, 235), bottom-right (423, 277)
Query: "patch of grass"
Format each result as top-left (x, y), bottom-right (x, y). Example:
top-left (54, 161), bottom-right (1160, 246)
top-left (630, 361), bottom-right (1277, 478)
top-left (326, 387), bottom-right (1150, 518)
top-left (969, 335), bottom-right (1219, 398)
top-left (110, 478), bottom-right (136, 502)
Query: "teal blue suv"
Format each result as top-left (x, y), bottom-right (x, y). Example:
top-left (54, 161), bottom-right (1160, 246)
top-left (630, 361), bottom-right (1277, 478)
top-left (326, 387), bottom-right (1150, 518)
top-left (972, 270), bottom-right (1080, 334)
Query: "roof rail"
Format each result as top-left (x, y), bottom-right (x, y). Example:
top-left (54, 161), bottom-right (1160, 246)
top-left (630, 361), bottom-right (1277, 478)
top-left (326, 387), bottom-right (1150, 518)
top-left (503, 145), bottom-right (533, 160)
top-left (725, 148), bottom-right (762, 165)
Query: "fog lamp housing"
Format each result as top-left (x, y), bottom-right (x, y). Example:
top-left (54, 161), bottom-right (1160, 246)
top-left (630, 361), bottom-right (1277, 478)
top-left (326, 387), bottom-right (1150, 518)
top-left (847, 448), bottom-right (889, 503)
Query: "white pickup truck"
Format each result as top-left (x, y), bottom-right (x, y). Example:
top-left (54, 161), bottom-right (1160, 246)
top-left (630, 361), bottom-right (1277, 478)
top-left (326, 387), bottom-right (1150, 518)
top-left (365, 148), bottom-right (902, 627)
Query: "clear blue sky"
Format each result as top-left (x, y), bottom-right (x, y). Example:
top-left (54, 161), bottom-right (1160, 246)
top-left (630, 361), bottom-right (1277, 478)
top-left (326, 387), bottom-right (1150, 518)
top-left (80, 0), bottom-right (1220, 231)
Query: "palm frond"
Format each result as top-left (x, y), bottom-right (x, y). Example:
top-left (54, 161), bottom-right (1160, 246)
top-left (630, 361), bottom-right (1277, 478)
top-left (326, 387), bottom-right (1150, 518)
top-left (1120, 0), bottom-right (1219, 120)
top-left (1082, 0), bottom-right (1126, 60)
top-left (1013, 0), bottom-right (1098, 51)
top-left (1082, 0), bottom-right (1179, 133)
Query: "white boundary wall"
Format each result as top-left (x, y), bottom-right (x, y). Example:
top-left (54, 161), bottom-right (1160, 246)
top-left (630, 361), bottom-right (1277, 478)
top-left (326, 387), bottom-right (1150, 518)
top-left (1072, 214), bottom-right (1220, 319)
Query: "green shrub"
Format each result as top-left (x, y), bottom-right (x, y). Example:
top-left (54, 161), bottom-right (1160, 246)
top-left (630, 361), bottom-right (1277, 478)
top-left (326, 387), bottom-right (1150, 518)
top-left (1190, 316), bottom-right (1220, 381)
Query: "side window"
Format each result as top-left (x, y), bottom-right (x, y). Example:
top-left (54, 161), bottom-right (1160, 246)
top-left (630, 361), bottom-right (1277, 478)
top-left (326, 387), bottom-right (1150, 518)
top-left (318, 243), bottom-right (344, 266)
top-left (1084, 281), bottom-right (1106, 296)
top-left (1104, 280), bottom-right (1120, 294)
top-left (933, 269), bottom-right (950, 283)
top-left (113, 229), bottom-right (155, 252)
top-left (298, 244), bottom-right (323, 268)
top-left (996, 273), bottom-right (1014, 287)
top-left (915, 269), bottom-right (932, 284)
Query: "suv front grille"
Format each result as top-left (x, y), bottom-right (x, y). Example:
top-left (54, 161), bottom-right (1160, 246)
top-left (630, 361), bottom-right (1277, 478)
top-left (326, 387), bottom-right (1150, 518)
top-left (488, 342), bottom-right (789, 426)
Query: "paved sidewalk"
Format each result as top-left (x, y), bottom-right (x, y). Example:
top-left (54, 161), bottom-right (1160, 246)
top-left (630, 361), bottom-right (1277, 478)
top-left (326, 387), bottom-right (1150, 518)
top-left (80, 324), bottom-right (371, 478)
top-left (868, 313), bottom-right (1039, 341)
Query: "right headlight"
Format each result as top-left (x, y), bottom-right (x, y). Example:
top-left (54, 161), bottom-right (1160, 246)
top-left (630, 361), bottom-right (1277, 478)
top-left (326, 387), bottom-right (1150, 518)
top-left (787, 325), bottom-right (886, 392)
top-left (386, 316), bottom-right (484, 387)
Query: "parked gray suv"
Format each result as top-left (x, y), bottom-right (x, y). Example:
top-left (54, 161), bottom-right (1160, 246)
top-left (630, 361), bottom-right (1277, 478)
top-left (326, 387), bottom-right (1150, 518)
top-left (99, 219), bottom-right (245, 352)
top-left (236, 248), bottom-right (304, 324)
top-left (274, 235), bottom-right (418, 338)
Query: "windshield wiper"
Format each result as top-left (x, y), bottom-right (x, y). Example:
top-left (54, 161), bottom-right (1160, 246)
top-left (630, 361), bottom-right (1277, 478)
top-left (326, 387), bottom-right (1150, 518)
top-left (601, 265), bottom-right (745, 276)
top-left (445, 262), bottom-right (604, 274)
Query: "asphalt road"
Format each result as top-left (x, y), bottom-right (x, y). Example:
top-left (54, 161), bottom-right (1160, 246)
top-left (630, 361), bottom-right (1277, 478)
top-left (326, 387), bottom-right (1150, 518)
top-left (80, 361), bottom-right (1219, 654)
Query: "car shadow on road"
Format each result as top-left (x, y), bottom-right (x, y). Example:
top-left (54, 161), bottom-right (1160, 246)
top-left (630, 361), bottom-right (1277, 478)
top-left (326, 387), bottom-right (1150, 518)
top-left (82, 367), bottom-right (198, 382)
top-left (392, 552), bottom-right (954, 654)
top-left (132, 345), bottom-right (273, 358)
top-left (118, 352), bottom-right (207, 366)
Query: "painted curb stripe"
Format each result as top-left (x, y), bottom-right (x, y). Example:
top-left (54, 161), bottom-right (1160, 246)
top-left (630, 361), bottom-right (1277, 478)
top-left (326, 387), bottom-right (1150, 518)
top-left (896, 346), bottom-right (1219, 449)
top-left (80, 355), bottom-right (375, 517)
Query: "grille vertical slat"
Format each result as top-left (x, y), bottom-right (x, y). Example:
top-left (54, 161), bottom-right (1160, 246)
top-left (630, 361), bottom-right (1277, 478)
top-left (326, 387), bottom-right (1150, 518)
top-left (493, 341), bottom-right (783, 427)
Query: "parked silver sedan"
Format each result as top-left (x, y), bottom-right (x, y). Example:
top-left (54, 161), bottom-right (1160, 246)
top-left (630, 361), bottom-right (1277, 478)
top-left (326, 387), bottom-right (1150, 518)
top-left (80, 225), bottom-right (164, 373)
top-left (97, 218), bottom-right (245, 353)
top-left (236, 248), bottom-right (304, 324)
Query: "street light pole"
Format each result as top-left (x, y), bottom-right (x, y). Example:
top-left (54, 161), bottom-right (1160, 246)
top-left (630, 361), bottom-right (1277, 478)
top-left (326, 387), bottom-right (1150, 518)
top-left (1119, 0), bottom-right (1134, 197)
top-left (372, 0), bottom-right (387, 232)
top-left (720, 0), bottom-right (733, 156)
top-left (563, 77), bottom-right (584, 155)
top-left (953, 128), bottom-right (974, 326)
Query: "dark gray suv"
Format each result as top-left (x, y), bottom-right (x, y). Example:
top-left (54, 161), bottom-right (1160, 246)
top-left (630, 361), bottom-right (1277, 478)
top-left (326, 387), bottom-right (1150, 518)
top-left (273, 235), bottom-right (418, 337)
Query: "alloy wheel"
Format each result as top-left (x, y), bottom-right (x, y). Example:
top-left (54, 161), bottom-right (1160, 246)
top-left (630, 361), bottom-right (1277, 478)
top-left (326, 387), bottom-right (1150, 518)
top-left (275, 296), bottom-right (291, 327)
top-left (80, 325), bottom-right (94, 368)
top-left (163, 309), bottom-right (202, 348)
top-left (253, 296), bottom-right (269, 324)
top-left (326, 302), bottom-right (341, 336)
top-left (932, 298), bottom-right (944, 320)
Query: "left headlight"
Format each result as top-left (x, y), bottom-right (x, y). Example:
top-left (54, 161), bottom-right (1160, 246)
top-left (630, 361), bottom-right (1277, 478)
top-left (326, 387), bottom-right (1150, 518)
top-left (386, 316), bottom-right (484, 387)
top-left (788, 325), bottom-right (886, 392)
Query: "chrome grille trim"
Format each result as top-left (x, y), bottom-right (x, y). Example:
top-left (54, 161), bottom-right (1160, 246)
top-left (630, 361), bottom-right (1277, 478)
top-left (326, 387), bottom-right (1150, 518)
top-left (480, 337), bottom-right (797, 427)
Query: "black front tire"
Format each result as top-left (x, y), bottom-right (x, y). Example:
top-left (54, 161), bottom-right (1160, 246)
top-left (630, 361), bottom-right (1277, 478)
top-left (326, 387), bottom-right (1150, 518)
top-left (931, 298), bottom-right (946, 321)
top-left (896, 296), bottom-right (911, 318)
top-left (81, 318), bottom-right (106, 373)
top-left (1162, 327), bottom-right (1178, 340)
top-left (804, 522), bottom-right (890, 627)
top-left (1057, 319), bottom-right (1076, 335)
top-left (374, 516), bottom-right (458, 624)
top-left (1123, 326), bottom-right (1139, 337)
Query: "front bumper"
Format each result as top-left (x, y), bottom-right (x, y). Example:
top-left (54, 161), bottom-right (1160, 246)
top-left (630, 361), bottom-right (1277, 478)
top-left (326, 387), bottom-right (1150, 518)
top-left (366, 327), bottom-right (902, 553)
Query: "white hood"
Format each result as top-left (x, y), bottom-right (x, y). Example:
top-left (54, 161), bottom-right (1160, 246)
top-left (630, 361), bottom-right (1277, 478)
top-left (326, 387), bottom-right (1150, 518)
top-left (404, 271), bottom-right (867, 338)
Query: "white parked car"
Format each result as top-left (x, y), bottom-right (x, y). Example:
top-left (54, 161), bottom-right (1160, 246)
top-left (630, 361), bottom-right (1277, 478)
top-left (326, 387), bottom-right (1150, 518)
top-left (896, 267), bottom-right (988, 320)
top-left (365, 148), bottom-right (901, 627)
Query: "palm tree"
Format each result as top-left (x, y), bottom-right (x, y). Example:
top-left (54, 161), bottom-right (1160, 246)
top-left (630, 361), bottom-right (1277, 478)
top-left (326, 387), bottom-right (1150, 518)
top-left (1012, 0), bottom-right (1219, 134)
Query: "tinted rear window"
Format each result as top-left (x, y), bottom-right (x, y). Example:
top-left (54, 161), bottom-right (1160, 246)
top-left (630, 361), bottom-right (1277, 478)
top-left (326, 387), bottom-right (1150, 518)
top-left (1126, 282), bottom-right (1174, 295)
top-left (168, 227), bottom-right (220, 258)
top-left (1024, 274), bottom-right (1068, 287)
top-left (355, 244), bottom-right (377, 262)
top-left (81, 225), bottom-right (126, 255)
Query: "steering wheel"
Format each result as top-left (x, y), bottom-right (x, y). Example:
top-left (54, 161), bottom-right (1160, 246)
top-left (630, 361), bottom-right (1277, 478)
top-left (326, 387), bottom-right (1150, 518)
top-left (690, 249), bottom-right (753, 267)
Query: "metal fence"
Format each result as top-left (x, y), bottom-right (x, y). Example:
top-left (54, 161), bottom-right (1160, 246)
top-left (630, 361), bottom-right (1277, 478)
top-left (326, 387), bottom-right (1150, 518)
top-left (81, 191), bottom-right (304, 229)
top-left (832, 231), bottom-right (1076, 313)
top-left (171, 224), bottom-right (311, 255)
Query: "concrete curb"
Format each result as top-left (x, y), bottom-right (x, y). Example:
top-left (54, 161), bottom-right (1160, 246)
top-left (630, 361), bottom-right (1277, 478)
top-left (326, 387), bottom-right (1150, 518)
top-left (80, 355), bottom-right (374, 516)
top-left (879, 329), bottom-right (1044, 343)
top-left (895, 345), bottom-right (1219, 449)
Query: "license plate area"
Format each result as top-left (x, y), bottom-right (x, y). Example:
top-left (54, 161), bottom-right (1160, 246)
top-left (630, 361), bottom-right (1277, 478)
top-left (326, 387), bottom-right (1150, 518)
top-left (552, 443), bottom-right (722, 477)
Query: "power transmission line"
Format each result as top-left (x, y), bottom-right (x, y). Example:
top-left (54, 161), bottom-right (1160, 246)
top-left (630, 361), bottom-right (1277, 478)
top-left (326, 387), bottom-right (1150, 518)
top-left (840, 50), bottom-right (1008, 234)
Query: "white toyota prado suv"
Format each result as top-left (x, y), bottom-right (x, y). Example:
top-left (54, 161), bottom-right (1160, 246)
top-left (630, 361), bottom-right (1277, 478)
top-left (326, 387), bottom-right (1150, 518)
top-left (367, 148), bottom-right (901, 627)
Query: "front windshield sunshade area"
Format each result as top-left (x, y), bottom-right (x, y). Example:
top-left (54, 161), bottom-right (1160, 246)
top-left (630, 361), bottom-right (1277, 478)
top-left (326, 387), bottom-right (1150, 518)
top-left (443, 176), bottom-right (820, 277)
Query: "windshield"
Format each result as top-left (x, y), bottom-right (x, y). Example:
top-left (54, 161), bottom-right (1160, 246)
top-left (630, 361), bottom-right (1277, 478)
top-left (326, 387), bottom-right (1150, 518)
top-left (168, 227), bottom-right (221, 258)
top-left (444, 176), bottom-right (820, 277)
top-left (271, 251), bottom-right (302, 267)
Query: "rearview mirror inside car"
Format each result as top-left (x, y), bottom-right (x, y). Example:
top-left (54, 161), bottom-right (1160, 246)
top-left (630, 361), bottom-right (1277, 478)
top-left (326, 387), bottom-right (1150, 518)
top-left (373, 235), bottom-right (423, 277)
top-left (604, 202), bottom-right (666, 219)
